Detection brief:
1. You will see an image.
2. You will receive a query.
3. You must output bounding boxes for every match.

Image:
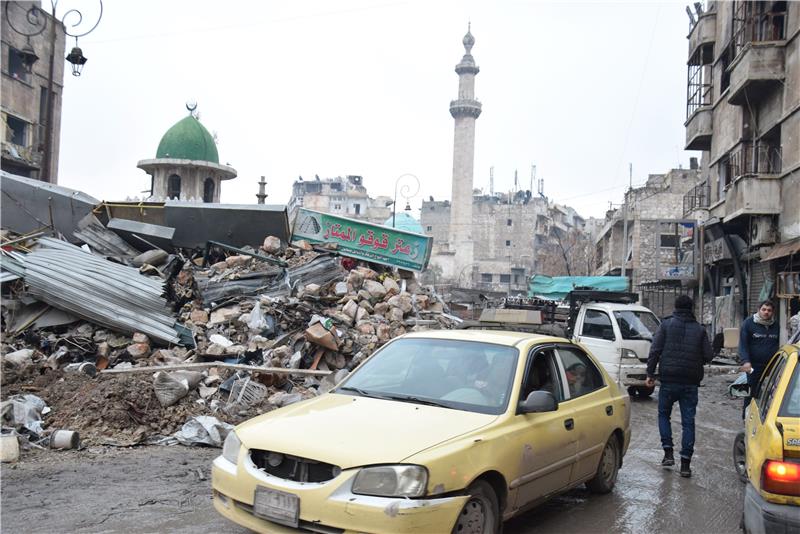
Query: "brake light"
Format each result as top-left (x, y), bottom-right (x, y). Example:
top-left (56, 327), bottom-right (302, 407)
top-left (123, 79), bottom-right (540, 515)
top-left (762, 460), bottom-right (800, 496)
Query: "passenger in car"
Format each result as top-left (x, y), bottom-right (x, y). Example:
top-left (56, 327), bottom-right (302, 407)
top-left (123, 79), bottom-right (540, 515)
top-left (566, 363), bottom-right (590, 397)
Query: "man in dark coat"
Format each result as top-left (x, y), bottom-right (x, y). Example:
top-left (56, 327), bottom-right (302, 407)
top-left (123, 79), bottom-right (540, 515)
top-left (645, 295), bottom-right (713, 478)
top-left (738, 300), bottom-right (780, 418)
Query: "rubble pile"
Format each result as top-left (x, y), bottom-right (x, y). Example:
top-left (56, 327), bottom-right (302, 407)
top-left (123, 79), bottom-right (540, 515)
top-left (1, 232), bottom-right (456, 451)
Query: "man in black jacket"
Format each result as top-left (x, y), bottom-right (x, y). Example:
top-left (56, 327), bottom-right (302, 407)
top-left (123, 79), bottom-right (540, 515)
top-left (645, 295), bottom-right (713, 478)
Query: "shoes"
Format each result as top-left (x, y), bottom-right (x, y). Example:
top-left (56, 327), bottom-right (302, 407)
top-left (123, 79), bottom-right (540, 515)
top-left (661, 448), bottom-right (675, 467)
top-left (680, 458), bottom-right (692, 478)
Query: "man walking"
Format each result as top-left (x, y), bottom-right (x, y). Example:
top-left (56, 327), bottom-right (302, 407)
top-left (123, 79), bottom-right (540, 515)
top-left (738, 300), bottom-right (780, 418)
top-left (645, 295), bottom-right (713, 478)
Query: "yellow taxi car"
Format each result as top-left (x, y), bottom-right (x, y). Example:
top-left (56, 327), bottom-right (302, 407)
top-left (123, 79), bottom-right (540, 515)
top-left (212, 330), bottom-right (631, 533)
top-left (742, 343), bottom-right (800, 534)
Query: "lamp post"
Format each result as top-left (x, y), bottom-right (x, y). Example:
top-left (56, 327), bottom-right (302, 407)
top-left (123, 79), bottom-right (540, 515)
top-left (392, 173), bottom-right (420, 228)
top-left (3, 1), bottom-right (103, 183)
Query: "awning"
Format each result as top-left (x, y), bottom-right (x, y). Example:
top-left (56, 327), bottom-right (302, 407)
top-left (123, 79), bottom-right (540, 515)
top-left (761, 237), bottom-right (800, 262)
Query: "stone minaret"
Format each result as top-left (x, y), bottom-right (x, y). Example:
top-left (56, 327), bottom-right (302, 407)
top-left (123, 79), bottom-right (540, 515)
top-left (449, 24), bottom-right (481, 280)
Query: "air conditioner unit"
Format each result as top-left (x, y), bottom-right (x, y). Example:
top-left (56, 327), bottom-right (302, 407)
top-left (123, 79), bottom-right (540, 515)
top-left (750, 216), bottom-right (777, 246)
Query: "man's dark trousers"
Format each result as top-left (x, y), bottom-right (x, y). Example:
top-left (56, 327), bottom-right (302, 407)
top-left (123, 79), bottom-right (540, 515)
top-left (658, 382), bottom-right (698, 459)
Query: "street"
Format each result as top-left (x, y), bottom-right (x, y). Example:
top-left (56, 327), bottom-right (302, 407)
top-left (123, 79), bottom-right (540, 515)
top-left (1, 373), bottom-right (744, 534)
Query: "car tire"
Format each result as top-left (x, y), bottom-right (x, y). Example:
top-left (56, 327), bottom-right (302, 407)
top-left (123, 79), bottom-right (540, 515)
top-left (452, 480), bottom-right (500, 534)
top-left (586, 436), bottom-right (620, 494)
top-left (733, 431), bottom-right (747, 483)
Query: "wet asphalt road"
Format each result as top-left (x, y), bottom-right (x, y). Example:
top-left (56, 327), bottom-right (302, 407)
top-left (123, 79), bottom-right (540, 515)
top-left (1, 374), bottom-right (744, 534)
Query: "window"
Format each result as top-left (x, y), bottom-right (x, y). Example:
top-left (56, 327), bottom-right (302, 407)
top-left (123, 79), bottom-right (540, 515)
top-left (686, 43), bottom-right (713, 118)
top-left (660, 233), bottom-right (679, 248)
top-left (613, 311), bottom-right (660, 340)
top-left (5, 115), bottom-right (29, 146)
top-left (7, 48), bottom-right (30, 82)
top-left (203, 178), bottom-right (215, 203)
top-left (779, 360), bottom-right (800, 417)
top-left (505, 240), bottom-right (511, 247)
top-left (507, 219), bottom-right (512, 226)
top-left (354, 203), bottom-right (361, 215)
top-left (481, 273), bottom-right (492, 283)
top-left (720, 45), bottom-right (732, 93)
top-left (521, 349), bottom-right (563, 403)
top-left (556, 346), bottom-right (605, 398)
top-left (334, 204), bottom-right (341, 210)
top-left (581, 310), bottom-right (615, 340)
top-left (167, 174), bottom-right (181, 199)
top-left (426, 225), bottom-right (432, 232)
top-left (500, 274), bottom-right (511, 283)
top-left (39, 87), bottom-right (48, 124)
top-left (757, 354), bottom-right (787, 422)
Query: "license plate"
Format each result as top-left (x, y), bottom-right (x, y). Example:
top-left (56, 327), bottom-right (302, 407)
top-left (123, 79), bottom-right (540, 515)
top-left (253, 486), bottom-right (300, 528)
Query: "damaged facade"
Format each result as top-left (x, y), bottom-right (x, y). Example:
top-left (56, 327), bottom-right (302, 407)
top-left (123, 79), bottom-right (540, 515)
top-left (593, 166), bottom-right (703, 317)
top-left (683, 0), bottom-right (799, 341)
top-left (422, 192), bottom-right (591, 294)
top-left (287, 175), bottom-right (393, 226)
top-left (1, 1), bottom-right (66, 182)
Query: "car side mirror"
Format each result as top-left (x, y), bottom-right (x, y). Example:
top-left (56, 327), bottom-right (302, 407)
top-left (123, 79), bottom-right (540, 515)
top-left (518, 390), bottom-right (557, 414)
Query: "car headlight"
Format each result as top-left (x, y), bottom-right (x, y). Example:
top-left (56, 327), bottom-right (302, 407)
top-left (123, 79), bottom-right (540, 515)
top-left (352, 465), bottom-right (427, 497)
top-left (222, 431), bottom-right (241, 465)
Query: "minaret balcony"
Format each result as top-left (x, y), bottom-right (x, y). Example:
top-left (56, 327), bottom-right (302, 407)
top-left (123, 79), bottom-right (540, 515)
top-left (450, 99), bottom-right (482, 119)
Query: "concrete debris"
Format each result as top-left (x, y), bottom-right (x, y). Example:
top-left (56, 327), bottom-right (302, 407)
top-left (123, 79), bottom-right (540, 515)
top-left (1, 229), bottom-right (456, 455)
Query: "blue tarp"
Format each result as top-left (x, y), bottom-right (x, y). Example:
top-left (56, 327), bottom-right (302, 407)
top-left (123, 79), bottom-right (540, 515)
top-left (528, 275), bottom-right (630, 300)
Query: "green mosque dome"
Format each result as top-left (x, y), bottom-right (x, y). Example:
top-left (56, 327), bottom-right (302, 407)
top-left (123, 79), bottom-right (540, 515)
top-left (156, 114), bottom-right (219, 164)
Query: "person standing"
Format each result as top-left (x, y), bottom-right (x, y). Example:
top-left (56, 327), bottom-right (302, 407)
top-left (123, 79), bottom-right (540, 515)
top-left (645, 295), bottom-right (713, 478)
top-left (738, 300), bottom-right (780, 417)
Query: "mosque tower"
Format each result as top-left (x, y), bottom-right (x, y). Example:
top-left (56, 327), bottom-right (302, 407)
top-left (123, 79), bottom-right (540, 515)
top-left (448, 24), bottom-right (481, 279)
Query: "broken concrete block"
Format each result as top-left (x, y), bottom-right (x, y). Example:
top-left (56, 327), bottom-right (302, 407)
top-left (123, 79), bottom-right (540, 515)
top-left (359, 300), bottom-right (374, 313)
top-left (373, 302), bottom-right (389, 316)
top-left (347, 271), bottom-right (364, 289)
top-left (3, 349), bottom-right (33, 367)
top-left (355, 306), bottom-right (368, 323)
top-left (224, 344), bottom-right (247, 355)
top-left (211, 260), bottom-right (228, 271)
top-left (262, 236), bottom-right (282, 254)
top-left (364, 280), bottom-right (387, 299)
top-left (206, 344), bottom-right (226, 357)
top-left (355, 266), bottom-right (378, 280)
top-left (305, 323), bottom-right (339, 350)
top-left (208, 306), bottom-right (241, 326)
top-left (190, 309), bottom-right (209, 324)
top-left (356, 321), bottom-right (375, 335)
top-left (127, 343), bottom-right (151, 359)
top-left (225, 254), bottom-right (251, 268)
top-left (324, 351), bottom-right (346, 370)
top-left (388, 307), bottom-right (405, 322)
top-left (429, 302), bottom-right (445, 313)
top-left (334, 282), bottom-right (349, 296)
top-left (387, 295), bottom-right (412, 313)
top-left (132, 249), bottom-right (168, 267)
top-left (294, 240), bottom-right (313, 251)
top-left (332, 311), bottom-right (353, 327)
top-left (376, 324), bottom-right (391, 342)
top-left (357, 289), bottom-right (372, 302)
top-left (342, 300), bottom-right (359, 319)
top-left (132, 332), bottom-right (149, 344)
top-left (383, 277), bottom-right (400, 296)
top-left (304, 283), bottom-right (321, 296)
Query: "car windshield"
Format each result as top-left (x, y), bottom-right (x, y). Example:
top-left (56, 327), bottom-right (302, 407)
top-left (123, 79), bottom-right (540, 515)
top-left (336, 338), bottom-right (519, 415)
top-left (613, 310), bottom-right (660, 340)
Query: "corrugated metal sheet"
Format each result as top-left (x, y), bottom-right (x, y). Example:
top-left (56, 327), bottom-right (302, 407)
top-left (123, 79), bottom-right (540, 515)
top-left (2, 237), bottom-right (181, 344)
top-left (0, 271), bottom-right (21, 283)
top-left (74, 214), bottom-right (140, 258)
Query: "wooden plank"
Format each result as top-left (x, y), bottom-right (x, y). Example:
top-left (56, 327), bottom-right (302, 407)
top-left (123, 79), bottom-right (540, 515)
top-left (100, 361), bottom-right (331, 376)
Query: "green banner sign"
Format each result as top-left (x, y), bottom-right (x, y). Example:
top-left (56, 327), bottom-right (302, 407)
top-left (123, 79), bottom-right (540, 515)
top-left (291, 208), bottom-right (433, 272)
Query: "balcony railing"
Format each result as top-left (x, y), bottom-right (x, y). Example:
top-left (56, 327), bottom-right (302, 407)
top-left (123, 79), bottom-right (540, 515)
top-left (733, 3), bottom-right (786, 58)
top-left (727, 142), bottom-right (782, 179)
top-left (683, 184), bottom-right (711, 215)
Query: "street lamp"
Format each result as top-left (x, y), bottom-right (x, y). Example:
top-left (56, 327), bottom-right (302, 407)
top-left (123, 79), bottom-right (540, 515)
top-left (3, 1), bottom-right (103, 182)
top-left (392, 173), bottom-right (420, 228)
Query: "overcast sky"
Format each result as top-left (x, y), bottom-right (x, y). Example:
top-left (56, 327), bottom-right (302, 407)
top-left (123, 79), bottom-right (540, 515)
top-left (55, 0), bottom-right (700, 219)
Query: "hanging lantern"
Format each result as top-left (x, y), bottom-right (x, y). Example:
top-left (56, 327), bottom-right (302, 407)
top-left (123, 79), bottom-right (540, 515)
top-left (65, 46), bottom-right (87, 76)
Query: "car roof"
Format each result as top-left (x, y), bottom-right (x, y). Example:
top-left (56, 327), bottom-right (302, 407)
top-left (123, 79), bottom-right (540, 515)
top-left (401, 329), bottom-right (567, 347)
top-left (585, 302), bottom-right (654, 312)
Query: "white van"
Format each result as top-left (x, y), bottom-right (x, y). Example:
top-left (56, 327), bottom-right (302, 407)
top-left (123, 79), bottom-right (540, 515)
top-left (572, 301), bottom-right (661, 397)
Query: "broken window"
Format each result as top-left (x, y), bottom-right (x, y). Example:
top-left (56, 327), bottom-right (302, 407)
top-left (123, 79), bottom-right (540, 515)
top-left (168, 174), bottom-right (181, 199)
top-left (203, 178), bottom-right (215, 203)
top-left (7, 47), bottom-right (30, 82)
top-left (5, 115), bottom-right (28, 146)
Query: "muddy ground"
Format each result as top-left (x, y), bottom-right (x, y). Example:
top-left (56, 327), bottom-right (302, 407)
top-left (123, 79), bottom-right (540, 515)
top-left (1, 373), bottom-right (745, 534)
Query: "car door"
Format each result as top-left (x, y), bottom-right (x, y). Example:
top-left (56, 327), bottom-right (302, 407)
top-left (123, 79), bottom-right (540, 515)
top-left (509, 347), bottom-right (578, 508)
top-left (575, 308), bottom-right (620, 382)
top-left (555, 344), bottom-right (614, 483)
top-left (745, 351), bottom-right (788, 486)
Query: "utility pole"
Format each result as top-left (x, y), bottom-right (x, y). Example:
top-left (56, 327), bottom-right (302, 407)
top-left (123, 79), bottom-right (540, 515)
top-left (621, 163), bottom-right (632, 280)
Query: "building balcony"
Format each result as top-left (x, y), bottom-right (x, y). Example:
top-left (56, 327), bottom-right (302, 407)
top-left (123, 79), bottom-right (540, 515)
top-left (728, 42), bottom-right (785, 106)
top-left (687, 12), bottom-right (716, 59)
top-left (723, 174), bottom-right (781, 222)
top-left (684, 107), bottom-right (712, 150)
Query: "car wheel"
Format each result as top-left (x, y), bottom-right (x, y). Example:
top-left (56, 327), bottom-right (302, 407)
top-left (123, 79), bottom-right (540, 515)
top-left (452, 480), bottom-right (500, 534)
top-left (586, 436), bottom-right (620, 493)
top-left (733, 431), bottom-right (747, 483)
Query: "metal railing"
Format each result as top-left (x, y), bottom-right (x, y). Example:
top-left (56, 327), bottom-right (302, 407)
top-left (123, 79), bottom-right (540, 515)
top-left (727, 142), bottom-right (782, 179)
top-left (683, 184), bottom-right (711, 215)
top-left (732, 1), bottom-right (786, 58)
